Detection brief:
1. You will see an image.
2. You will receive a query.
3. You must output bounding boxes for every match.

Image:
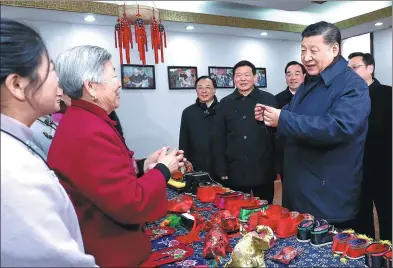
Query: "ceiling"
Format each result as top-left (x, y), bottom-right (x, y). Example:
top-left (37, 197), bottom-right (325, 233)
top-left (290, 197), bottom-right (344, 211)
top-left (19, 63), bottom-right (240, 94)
top-left (219, 0), bottom-right (318, 11)
top-left (97, 1), bottom-right (392, 25)
top-left (2, 5), bottom-right (391, 42)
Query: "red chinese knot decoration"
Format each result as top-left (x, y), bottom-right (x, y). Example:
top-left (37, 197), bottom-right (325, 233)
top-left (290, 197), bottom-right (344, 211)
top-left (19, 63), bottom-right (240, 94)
top-left (114, 4), bottom-right (167, 65)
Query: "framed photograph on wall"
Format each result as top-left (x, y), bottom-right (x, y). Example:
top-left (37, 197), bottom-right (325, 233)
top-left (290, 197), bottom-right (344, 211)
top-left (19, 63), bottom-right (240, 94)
top-left (167, 66), bottom-right (198, 89)
top-left (208, 66), bottom-right (234, 88)
top-left (255, 67), bottom-right (267, 88)
top-left (121, 64), bottom-right (156, 89)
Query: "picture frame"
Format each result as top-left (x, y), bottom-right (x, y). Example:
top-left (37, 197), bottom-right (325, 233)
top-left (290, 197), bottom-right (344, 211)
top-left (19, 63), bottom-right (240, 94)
top-left (255, 67), bottom-right (267, 88)
top-left (208, 66), bottom-right (234, 89)
top-left (121, 64), bottom-right (156, 89)
top-left (167, 66), bottom-right (198, 89)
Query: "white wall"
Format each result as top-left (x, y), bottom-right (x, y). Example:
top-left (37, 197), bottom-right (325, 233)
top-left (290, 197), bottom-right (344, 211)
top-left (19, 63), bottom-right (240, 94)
top-left (373, 28), bottom-right (392, 86)
top-left (342, 33), bottom-right (371, 60)
top-left (18, 19), bottom-right (301, 158)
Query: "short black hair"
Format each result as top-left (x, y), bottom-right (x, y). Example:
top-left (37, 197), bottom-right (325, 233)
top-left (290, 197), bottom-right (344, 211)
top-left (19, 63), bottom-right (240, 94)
top-left (348, 52), bottom-right (375, 66)
top-left (348, 52), bottom-right (375, 76)
top-left (302, 21), bottom-right (341, 53)
top-left (233, 60), bottom-right (256, 75)
top-left (285, 61), bottom-right (306, 74)
top-left (0, 19), bottom-right (50, 89)
top-left (195, 75), bottom-right (217, 88)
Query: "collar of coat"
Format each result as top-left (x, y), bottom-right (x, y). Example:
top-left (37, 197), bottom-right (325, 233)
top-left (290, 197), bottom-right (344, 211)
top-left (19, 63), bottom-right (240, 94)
top-left (71, 99), bottom-right (117, 127)
top-left (233, 86), bottom-right (260, 101)
top-left (306, 56), bottom-right (347, 87)
top-left (369, 78), bottom-right (382, 91)
top-left (196, 95), bottom-right (218, 114)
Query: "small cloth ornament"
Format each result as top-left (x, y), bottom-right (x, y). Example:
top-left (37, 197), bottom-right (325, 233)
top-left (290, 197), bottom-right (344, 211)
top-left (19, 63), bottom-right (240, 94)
top-left (139, 244), bottom-right (194, 267)
top-left (239, 205), bottom-right (267, 222)
top-left (211, 210), bottom-right (240, 233)
top-left (197, 185), bottom-right (227, 203)
top-left (248, 205), bottom-right (290, 232)
top-left (384, 249), bottom-right (392, 268)
top-left (332, 231), bottom-right (355, 254)
top-left (145, 226), bottom-right (176, 241)
top-left (203, 226), bottom-right (232, 264)
top-left (275, 211), bottom-right (304, 238)
top-left (225, 198), bottom-right (265, 218)
top-left (214, 192), bottom-right (244, 209)
top-left (160, 214), bottom-right (182, 228)
top-left (270, 246), bottom-right (302, 265)
top-left (365, 242), bottom-right (391, 268)
top-left (225, 226), bottom-right (275, 267)
top-left (168, 194), bottom-right (193, 213)
top-left (342, 236), bottom-right (372, 261)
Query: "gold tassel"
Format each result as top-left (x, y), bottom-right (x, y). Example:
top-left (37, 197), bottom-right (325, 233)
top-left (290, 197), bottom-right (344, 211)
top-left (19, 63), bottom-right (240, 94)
top-left (340, 257), bottom-right (348, 264)
top-left (342, 229), bottom-right (355, 234)
top-left (380, 240), bottom-right (392, 246)
top-left (357, 234), bottom-right (373, 242)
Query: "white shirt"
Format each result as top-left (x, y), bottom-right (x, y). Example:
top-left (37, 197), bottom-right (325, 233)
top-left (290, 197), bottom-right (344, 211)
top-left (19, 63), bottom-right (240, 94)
top-left (1, 114), bottom-right (97, 267)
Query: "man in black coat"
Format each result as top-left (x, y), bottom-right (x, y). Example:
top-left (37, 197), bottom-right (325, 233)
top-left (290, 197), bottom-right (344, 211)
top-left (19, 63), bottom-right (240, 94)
top-left (275, 61), bottom-right (306, 181)
top-left (179, 76), bottom-right (219, 178)
top-left (348, 52), bottom-right (392, 240)
top-left (213, 61), bottom-right (277, 203)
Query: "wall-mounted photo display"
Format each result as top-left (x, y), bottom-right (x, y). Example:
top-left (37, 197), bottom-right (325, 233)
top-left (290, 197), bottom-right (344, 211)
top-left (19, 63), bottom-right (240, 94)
top-left (121, 64), bottom-right (156, 89)
top-left (167, 66), bottom-right (198, 89)
top-left (255, 67), bottom-right (267, 88)
top-left (208, 66), bottom-right (234, 89)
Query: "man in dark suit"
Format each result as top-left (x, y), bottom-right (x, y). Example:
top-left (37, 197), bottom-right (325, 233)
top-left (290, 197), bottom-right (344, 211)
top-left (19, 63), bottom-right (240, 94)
top-left (348, 52), bottom-right (392, 240)
top-left (276, 61), bottom-right (306, 109)
top-left (213, 60), bottom-right (277, 203)
top-left (179, 76), bottom-right (219, 177)
top-left (275, 61), bottom-right (306, 181)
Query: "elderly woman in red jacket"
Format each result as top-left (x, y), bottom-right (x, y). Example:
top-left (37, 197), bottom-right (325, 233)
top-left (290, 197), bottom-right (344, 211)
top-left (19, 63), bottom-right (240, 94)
top-left (47, 45), bottom-right (184, 267)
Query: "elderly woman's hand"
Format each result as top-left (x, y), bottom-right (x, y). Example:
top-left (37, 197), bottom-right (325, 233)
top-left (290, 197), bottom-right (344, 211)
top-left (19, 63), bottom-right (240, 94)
top-left (144, 146), bottom-right (169, 172)
top-left (157, 149), bottom-right (185, 174)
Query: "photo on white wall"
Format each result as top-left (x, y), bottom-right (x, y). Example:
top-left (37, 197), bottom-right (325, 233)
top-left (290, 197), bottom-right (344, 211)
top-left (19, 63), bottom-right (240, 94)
top-left (121, 64), bottom-right (156, 90)
top-left (255, 67), bottom-right (267, 88)
top-left (167, 66), bottom-right (198, 89)
top-left (208, 66), bottom-right (234, 88)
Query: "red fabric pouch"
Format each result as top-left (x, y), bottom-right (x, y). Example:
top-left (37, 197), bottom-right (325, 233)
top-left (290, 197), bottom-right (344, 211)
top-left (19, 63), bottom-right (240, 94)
top-left (196, 186), bottom-right (226, 203)
top-left (214, 192), bottom-right (244, 209)
top-left (276, 212), bottom-right (304, 238)
top-left (168, 194), bottom-right (194, 213)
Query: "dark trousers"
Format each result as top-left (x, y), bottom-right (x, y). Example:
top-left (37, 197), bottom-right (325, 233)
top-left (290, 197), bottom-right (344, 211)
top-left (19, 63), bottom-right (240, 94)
top-left (352, 172), bottom-right (392, 240)
top-left (229, 183), bottom-right (275, 204)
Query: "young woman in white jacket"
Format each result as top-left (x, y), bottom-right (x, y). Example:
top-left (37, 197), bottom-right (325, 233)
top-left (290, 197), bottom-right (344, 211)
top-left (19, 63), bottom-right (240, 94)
top-left (0, 19), bottom-right (97, 267)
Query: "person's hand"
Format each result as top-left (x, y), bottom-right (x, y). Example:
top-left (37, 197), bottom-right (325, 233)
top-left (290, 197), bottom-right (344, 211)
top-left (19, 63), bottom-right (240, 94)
top-left (254, 103), bottom-right (264, 122)
top-left (221, 176), bottom-right (228, 180)
top-left (258, 104), bottom-right (281, 127)
top-left (157, 148), bottom-right (185, 173)
top-left (144, 146), bottom-right (171, 172)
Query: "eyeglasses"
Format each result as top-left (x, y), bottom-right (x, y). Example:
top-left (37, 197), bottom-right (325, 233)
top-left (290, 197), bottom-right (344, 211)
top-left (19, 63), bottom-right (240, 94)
top-left (350, 64), bottom-right (365, 70)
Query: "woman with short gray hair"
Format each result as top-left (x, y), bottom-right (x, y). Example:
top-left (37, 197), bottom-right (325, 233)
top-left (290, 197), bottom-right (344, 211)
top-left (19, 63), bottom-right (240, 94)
top-left (47, 45), bottom-right (185, 267)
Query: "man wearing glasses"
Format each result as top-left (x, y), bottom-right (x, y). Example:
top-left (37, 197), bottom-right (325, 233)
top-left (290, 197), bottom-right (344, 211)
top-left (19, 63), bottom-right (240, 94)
top-left (179, 76), bottom-right (219, 179)
top-left (348, 52), bottom-right (392, 240)
top-left (213, 60), bottom-right (277, 203)
top-left (275, 61), bottom-right (306, 182)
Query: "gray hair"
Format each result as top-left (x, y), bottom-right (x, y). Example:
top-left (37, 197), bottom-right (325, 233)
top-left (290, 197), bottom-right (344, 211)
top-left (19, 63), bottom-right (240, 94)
top-left (56, 45), bottom-right (112, 99)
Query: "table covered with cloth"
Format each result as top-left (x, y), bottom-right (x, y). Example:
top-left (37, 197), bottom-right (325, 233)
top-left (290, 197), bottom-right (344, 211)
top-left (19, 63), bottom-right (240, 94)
top-left (146, 188), bottom-right (365, 267)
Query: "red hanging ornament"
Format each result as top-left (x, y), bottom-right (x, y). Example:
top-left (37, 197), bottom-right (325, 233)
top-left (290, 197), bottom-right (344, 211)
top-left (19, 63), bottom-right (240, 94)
top-left (159, 19), bottom-right (166, 63)
top-left (134, 5), bottom-right (148, 65)
top-left (150, 9), bottom-right (160, 64)
top-left (115, 17), bottom-right (124, 64)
